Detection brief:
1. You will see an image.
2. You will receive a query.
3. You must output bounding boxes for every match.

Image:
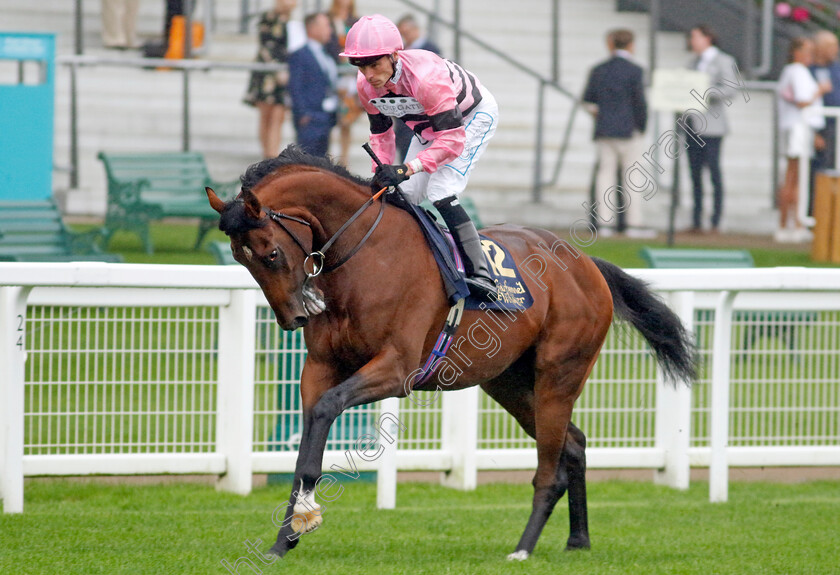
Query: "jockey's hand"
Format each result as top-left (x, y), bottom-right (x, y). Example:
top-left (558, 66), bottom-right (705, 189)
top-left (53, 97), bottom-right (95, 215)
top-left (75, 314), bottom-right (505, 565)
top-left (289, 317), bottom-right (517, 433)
top-left (373, 163), bottom-right (410, 188)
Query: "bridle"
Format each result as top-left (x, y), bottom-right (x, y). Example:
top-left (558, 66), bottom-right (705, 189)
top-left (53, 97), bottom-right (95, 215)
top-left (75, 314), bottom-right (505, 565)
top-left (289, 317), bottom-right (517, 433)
top-left (261, 186), bottom-right (388, 278)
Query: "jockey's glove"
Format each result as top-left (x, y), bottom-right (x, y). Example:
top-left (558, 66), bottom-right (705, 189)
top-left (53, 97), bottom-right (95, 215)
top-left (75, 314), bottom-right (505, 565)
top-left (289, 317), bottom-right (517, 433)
top-left (373, 163), bottom-right (410, 188)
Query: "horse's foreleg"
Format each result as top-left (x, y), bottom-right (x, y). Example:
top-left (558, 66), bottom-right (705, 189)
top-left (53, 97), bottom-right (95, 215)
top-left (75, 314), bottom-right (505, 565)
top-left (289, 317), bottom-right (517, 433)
top-left (269, 409), bottom-right (316, 557)
top-left (564, 422), bottom-right (590, 550)
top-left (268, 352), bottom-right (406, 557)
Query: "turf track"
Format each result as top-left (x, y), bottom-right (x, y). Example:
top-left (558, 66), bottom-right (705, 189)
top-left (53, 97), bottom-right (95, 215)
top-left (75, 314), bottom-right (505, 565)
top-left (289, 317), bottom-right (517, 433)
top-left (2, 479), bottom-right (838, 574)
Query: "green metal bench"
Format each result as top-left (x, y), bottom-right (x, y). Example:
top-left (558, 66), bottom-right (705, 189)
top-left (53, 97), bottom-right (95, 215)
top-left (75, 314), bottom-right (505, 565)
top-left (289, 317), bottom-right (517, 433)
top-left (639, 247), bottom-right (814, 352)
top-left (98, 151), bottom-right (239, 254)
top-left (0, 200), bottom-right (122, 263)
top-left (208, 240), bottom-right (237, 265)
top-left (639, 247), bottom-right (754, 269)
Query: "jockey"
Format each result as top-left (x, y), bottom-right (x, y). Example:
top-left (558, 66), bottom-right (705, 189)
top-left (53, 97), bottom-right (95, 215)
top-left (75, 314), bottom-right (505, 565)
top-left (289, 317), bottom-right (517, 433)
top-left (341, 14), bottom-right (499, 301)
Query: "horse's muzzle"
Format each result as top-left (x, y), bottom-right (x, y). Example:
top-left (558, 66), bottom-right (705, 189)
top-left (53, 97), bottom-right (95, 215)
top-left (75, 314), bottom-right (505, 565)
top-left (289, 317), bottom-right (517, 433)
top-left (281, 315), bottom-right (309, 330)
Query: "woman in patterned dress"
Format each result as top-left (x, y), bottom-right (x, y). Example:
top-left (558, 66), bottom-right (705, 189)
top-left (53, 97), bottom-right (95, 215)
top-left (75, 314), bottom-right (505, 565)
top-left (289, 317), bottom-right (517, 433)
top-left (326, 0), bottom-right (362, 165)
top-left (244, 0), bottom-right (303, 158)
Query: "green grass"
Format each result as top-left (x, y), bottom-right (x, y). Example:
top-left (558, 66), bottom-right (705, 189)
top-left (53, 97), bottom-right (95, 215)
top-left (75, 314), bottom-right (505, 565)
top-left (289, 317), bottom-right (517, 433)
top-left (71, 222), bottom-right (230, 266)
top-left (71, 220), bottom-right (840, 269)
top-left (579, 237), bottom-right (836, 269)
top-left (1, 480), bottom-right (839, 574)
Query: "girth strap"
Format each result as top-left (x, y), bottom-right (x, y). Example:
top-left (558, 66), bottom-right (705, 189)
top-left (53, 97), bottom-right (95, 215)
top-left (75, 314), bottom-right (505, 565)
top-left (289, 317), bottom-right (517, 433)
top-left (412, 298), bottom-right (466, 389)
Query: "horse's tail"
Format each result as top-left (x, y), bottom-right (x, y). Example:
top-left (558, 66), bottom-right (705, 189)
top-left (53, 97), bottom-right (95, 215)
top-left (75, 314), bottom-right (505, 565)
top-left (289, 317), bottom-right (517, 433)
top-left (592, 257), bottom-right (698, 385)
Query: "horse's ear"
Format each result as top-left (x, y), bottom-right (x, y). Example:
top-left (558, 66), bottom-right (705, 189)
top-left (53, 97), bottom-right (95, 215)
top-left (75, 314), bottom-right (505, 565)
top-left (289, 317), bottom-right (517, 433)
top-left (240, 189), bottom-right (264, 221)
top-left (205, 187), bottom-right (226, 214)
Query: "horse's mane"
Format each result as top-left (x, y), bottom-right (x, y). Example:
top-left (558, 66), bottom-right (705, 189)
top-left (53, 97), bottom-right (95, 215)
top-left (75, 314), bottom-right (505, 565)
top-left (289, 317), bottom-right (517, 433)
top-left (219, 145), bottom-right (371, 236)
top-left (240, 145), bottom-right (370, 193)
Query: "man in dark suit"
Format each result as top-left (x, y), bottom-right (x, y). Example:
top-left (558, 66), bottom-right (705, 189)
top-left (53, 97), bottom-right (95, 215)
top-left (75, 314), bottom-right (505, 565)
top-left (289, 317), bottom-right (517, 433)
top-left (397, 14), bottom-right (440, 56)
top-left (288, 12), bottom-right (339, 157)
top-left (394, 14), bottom-right (442, 161)
top-left (582, 29), bottom-right (650, 238)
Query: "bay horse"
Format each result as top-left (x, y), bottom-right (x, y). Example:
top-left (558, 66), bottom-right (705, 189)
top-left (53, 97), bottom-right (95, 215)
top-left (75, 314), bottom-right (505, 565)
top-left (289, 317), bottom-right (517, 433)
top-left (206, 146), bottom-right (696, 561)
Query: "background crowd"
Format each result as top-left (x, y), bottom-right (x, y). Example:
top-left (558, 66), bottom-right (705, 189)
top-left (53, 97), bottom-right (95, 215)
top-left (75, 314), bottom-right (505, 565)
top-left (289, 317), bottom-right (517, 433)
top-left (100, 0), bottom-right (438, 164)
top-left (240, 0), bottom-right (439, 163)
top-left (581, 22), bottom-right (840, 243)
top-left (97, 2), bottom-right (840, 245)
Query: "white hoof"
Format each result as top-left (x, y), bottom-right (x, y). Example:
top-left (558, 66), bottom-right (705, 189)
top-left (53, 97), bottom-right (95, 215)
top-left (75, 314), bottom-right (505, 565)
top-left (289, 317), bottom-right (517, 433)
top-left (290, 510), bottom-right (322, 534)
top-left (507, 550), bottom-right (530, 561)
top-left (291, 484), bottom-right (323, 534)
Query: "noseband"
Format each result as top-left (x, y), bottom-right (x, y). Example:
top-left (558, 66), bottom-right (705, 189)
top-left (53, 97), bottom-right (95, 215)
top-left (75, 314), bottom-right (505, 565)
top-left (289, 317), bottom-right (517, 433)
top-left (262, 189), bottom-right (386, 278)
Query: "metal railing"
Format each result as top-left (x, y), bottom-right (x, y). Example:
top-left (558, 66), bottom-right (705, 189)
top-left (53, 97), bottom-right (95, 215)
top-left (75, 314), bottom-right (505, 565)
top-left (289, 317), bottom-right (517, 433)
top-left (392, 0), bottom-right (578, 202)
top-left (56, 55), bottom-right (288, 188)
top-left (3, 264), bottom-right (840, 514)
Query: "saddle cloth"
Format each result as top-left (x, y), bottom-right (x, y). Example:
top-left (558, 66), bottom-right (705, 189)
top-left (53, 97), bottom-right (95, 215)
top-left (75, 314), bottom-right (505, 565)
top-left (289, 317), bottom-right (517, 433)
top-left (391, 194), bottom-right (534, 311)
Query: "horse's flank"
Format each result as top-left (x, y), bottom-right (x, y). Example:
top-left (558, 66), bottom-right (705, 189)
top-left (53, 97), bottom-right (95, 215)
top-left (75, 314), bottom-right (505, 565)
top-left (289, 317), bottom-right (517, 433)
top-left (257, 173), bottom-right (612, 392)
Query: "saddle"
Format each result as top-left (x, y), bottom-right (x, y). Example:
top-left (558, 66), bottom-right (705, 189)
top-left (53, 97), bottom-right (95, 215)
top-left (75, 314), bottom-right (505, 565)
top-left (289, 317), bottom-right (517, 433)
top-left (387, 192), bottom-right (533, 312)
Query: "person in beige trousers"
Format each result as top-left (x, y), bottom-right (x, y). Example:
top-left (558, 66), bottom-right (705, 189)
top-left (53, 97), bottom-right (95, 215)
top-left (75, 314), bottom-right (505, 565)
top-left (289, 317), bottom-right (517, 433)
top-left (102, 0), bottom-right (140, 49)
top-left (582, 29), bottom-right (652, 238)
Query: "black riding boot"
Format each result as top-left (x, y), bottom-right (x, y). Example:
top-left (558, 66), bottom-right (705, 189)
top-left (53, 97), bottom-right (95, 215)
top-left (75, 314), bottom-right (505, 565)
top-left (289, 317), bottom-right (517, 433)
top-left (434, 196), bottom-right (498, 301)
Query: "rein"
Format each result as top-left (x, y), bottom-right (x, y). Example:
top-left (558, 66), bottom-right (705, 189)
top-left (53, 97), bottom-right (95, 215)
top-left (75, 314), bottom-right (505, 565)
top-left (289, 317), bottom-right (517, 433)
top-left (263, 186), bottom-right (388, 277)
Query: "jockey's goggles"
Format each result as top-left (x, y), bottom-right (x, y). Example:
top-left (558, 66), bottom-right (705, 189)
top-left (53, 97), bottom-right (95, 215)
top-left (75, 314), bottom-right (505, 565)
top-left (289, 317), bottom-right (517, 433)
top-left (348, 54), bottom-right (389, 67)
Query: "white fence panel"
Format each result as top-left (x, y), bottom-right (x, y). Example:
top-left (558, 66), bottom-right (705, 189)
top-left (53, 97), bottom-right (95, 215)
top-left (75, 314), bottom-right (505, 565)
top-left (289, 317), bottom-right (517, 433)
top-left (2, 263), bottom-right (840, 513)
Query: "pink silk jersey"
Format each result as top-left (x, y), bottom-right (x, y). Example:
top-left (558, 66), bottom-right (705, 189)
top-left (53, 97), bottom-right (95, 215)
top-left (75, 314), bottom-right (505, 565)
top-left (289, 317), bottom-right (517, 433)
top-left (357, 49), bottom-right (485, 173)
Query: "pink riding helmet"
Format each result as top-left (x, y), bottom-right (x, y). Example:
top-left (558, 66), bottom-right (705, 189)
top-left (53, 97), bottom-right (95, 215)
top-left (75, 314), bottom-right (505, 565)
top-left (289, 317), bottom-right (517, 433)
top-left (340, 14), bottom-right (404, 59)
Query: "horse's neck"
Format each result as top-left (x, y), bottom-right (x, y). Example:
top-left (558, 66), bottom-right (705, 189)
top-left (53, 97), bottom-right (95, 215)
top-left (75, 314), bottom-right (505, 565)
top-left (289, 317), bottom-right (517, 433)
top-left (259, 170), bottom-right (374, 244)
top-left (262, 168), bottom-right (439, 340)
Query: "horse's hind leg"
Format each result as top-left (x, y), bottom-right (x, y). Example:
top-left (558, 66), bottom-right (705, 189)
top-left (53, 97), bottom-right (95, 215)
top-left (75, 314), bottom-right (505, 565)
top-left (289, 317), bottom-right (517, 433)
top-left (506, 393), bottom-right (574, 560)
top-left (506, 349), bottom-right (601, 561)
top-left (564, 422), bottom-right (590, 550)
top-left (481, 358), bottom-right (590, 559)
top-left (515, 421), bottom-right (590, 557)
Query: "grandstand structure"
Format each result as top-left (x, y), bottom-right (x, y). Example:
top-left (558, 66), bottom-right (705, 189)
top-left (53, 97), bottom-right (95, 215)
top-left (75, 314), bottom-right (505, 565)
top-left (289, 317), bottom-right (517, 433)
top-left (4, 0), bottom-right (796, 234)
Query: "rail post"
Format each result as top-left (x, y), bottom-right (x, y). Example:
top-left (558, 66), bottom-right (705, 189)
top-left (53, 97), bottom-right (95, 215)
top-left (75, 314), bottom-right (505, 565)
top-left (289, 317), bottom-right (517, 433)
top-left (0, 286), bottom-right (32, 513)
top-left (710, 290), bottom-right (737, 503)
top-left (441, 386), bottom-right (479, 490)
top-left (216, 289), bottom-right (257, 495)
top-left (654, 290), bottom-right (694, 490)
top-left (376, 397), bottom-right (400, 509)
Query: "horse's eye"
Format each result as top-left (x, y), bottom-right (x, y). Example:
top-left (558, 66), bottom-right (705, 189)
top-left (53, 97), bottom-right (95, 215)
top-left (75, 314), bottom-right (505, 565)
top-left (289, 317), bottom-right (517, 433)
top-left (269, 249), bottom-right (278, 261)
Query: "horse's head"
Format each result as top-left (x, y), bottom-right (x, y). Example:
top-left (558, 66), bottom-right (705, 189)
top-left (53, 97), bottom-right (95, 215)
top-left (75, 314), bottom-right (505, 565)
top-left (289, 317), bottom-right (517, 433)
top-left (207, 185), bottom-right (315, 331)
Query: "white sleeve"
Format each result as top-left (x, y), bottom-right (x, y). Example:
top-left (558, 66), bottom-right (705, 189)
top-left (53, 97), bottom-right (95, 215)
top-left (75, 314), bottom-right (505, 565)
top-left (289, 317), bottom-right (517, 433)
top-left (287, 21), bottom-right (306, 54)
top-left (777, 67), bottom-right (791, 102)
top-left (792, 66), bottom-right (817, 103)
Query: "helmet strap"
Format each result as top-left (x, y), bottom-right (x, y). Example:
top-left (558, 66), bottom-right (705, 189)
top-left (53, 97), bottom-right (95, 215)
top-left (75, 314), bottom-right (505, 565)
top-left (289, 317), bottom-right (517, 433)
top-left (388, 54), bottom-right (401, 83)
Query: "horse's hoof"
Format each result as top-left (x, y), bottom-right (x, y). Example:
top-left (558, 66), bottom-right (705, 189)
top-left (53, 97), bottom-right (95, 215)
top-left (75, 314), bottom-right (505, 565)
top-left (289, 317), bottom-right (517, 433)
top-left (267, 545), bottom-right (286, 558)
top-left (291, 509), bottom-right (323, 534)
top-left (565, 535), bottom-right (591, 551)
top-left (506, 550), bottom-right (530, 561)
